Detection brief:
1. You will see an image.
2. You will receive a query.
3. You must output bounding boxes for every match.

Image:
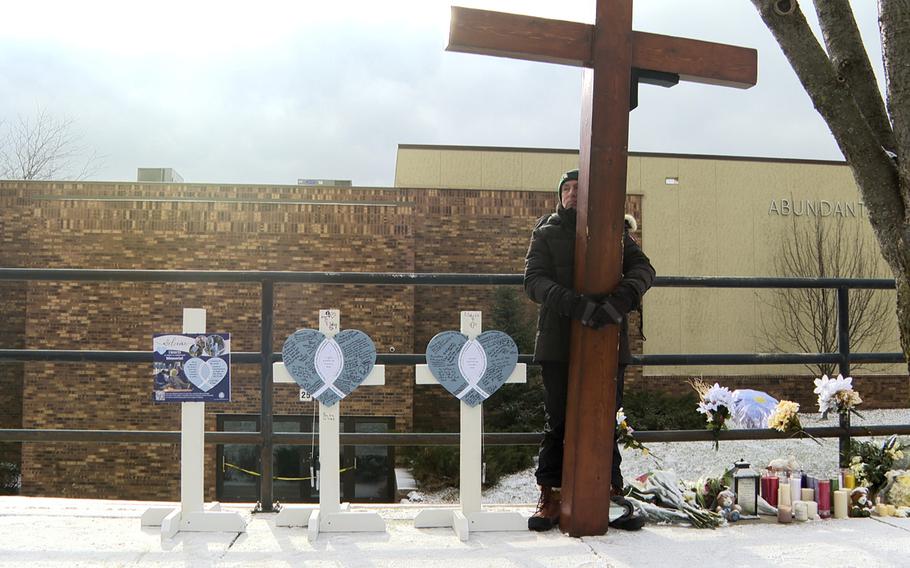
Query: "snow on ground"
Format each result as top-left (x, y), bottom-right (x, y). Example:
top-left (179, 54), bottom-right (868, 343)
top-left (3, 496), bottom-right (910, 567)
top-left (413, 408), bottom-right (910, 504)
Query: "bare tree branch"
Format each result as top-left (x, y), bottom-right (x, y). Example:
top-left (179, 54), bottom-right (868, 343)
top-left (751, 1), bottom-right (903, 235)
top-left (0, 107), bottom-right (102, 181)
top-left (757, 214), bottom-right (892, 375)
top-left (814, 0), bottom-right (896, 152)
top-left (880, 0), bottom-right (910, 217)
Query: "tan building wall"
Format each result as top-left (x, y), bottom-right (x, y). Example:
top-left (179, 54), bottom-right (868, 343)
top-left (395, 145), bottom-right (903, 378)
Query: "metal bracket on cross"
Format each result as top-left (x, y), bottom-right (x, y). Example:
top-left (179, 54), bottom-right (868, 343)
top-left (273, 309), bottom-right (386, 541)
top-left (413, 311), bottom-right (527, 541)
top-left (140, 308), bottom-right (246, 541)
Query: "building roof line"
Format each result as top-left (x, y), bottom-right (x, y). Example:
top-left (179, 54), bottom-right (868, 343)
top-left (396, 144), bottom-right (848, 166)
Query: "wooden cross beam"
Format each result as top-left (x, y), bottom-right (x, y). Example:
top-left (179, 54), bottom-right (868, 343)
top-left (447, 2), bottom-right (756, 537)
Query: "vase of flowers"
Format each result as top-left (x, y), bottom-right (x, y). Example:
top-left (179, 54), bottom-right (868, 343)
top-left (849, 435), bottom-right (905, 501)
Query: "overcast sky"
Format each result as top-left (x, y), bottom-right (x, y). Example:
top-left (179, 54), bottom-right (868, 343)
top-left (0, 1), bottom-right (885, 186)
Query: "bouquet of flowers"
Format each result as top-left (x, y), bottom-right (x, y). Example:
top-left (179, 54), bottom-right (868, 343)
top-left (616, 408), bottom-right (660, 465)
top-left (691, 379), bottom-right (734, 450)
top-left (849, 435), bottom-right (905, 499)
top-left (767, 400), bottom-right (821, 445)
top-left (814, 373), bottom-right (863, 420)
top-left (625, 470), bottom-right (724, 529)
top-left (883, 469), bottom-right (910, 508)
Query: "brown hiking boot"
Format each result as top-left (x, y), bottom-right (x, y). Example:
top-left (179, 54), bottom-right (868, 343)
top-left (528, 486), bottom-right (561, 531)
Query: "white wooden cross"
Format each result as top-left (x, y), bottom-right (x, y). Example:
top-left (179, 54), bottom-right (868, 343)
top-left (413, 311), bottom-right (527, 541)
top-left (273, 309), bottom-right (386, 541)
top-left (140, 308), bottom-right (247, 541)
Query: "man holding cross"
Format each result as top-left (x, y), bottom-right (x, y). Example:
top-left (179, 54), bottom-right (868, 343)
top-left (524, 168), bottom-right (655, 531)
top-left (447, 0), bottom-right (754, 536)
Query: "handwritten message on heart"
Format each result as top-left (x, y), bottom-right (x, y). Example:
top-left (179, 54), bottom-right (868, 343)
top-left (281, 329), bottom-right (377, 406)
top-left (425, 330), bottom-right (518, 407)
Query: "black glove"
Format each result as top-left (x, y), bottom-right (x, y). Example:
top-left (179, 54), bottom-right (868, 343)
top-left (571, 296), bottom-right (622, 329)
top-left (603, 292), bottom-right (634, 317)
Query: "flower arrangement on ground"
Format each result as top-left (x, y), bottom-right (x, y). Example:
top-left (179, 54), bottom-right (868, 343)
top-left (814, 373), bottom-right (863, 420)
top-left (616, 407), bottom-right (659, 464)
top-left (883, 469), bottom-right (910, 508)
top-left (849, 435), bottom-right (905, 500)
top-left (767, 400), bottom-right (821, 445)
top-left (625, 470), bottom-right (724, 529)
top-left (691, 379), bottom-right (733, 450)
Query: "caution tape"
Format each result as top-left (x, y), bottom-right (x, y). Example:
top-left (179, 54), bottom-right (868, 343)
top-left (223, 461), bottom-right (354, 481)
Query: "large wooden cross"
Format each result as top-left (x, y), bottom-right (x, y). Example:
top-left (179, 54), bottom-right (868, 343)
top-left (448, 1), bottom-right (757, 536)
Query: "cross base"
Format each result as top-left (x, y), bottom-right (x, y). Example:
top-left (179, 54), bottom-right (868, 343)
top-left (276, 502), bottom-right (386, 540)
top-left (414, 508), bottom-right (527, 541)
top-left (141, 503), bottom-right (246, 541)
top-left (308, 509), bottom-right (386, 541)
top-left (274, 503), bottom-right (321, 527)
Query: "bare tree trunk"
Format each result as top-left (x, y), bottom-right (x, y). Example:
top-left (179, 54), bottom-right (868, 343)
top-left (751, 0), bottom-right (910, 376)
top-left (897, 271), bottom-right (910, 369)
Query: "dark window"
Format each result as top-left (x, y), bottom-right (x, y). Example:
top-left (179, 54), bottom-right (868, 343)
top-left (216, 414), bottom-right (395, 504)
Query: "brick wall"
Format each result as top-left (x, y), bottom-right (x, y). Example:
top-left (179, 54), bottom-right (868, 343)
top-left (2, 180), bottom-right (419, 499)
top-left (3, 179), bottom-right (904, 500)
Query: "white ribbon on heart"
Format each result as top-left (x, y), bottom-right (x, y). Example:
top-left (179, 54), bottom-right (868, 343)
top-left (311, 337), bottom-right (347, 399)
top-left (454, 339), bottom-right (490, 400)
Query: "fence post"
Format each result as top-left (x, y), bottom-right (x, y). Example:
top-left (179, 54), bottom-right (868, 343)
top-left (837, 286), bottom-right (850, 468)
top-left (259, 280), bottom-right (275, 511)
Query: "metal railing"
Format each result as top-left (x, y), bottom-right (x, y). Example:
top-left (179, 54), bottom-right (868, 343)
top-left (0, 268), bottom-right (905, 511)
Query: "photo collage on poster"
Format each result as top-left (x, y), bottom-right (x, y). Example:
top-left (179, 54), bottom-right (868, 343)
top-left (153, 333), bottom-right (231, 403)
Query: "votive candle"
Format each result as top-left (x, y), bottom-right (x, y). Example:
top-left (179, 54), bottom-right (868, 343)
top-left (778, 483), bottom-right (792, 508)
top-left (833, 489), bottom-right (849, 519)
top-left (801, 488), bottom-right (815, 501)
top-left (794, 501), bottom-right (809, 521)
top-left (809, 477), bottom-right (819, 501)
top-left (843, 471), bottom-right (856, 489)
top-left (790, 473), bottom-right (802, 505)
top-left (818, 480), bottom-right (831, 518)
top-left (778, 505), bottom-right (793, 523)
top-left (767, 475), bottom-right (779, 508)
top-left (806, 501), bottom-right (819, 520)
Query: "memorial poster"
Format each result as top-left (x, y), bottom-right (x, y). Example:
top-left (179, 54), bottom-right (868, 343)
top-left (153, 333), bottom-right (231, 403)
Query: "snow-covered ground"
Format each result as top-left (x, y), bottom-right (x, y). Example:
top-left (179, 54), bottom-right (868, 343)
top-left (2, 496), bottom-right (910, 567)
top-left (414, 408), bottom-right (910, 505)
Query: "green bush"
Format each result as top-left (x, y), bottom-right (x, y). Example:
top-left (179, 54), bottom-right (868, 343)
top-left (622, 389), bottom-right (704, 431)
top-left (403, 446), bottom-right (459, 492)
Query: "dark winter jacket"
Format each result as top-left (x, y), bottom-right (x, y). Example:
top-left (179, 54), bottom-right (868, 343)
top-left (523, 209), bottom-right (656, 363)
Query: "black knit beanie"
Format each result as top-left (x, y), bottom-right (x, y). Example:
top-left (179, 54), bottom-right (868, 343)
top-left (556, 169), bottom-right (579, 200)
top-left (556, 168), bottom-right (579, 217)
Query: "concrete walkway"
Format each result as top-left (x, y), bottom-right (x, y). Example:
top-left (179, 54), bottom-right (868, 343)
top-left (1, 496), bottom-right (909, 567)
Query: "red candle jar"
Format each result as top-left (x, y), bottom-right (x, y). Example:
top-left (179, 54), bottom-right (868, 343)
top-left (767, 475), bottom-right (779, 507)
top-left (817, 479), bottom-right (831, 518)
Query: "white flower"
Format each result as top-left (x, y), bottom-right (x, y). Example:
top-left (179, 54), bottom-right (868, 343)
top-left (616, 408), bottom-right (627, 426)
top-left (814, 373), bottom-right (858, 415)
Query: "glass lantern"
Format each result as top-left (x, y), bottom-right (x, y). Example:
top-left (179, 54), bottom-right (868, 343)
top-left (733, 459), bottom-right (760, 516)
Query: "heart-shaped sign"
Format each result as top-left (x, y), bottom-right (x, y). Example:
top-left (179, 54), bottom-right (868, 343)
top-left (281, 329), bottom-right (377, 406)
top-left (184, 357), bottom-right (228, 392)
top-left (426, 330), bottom-right (518, 407)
